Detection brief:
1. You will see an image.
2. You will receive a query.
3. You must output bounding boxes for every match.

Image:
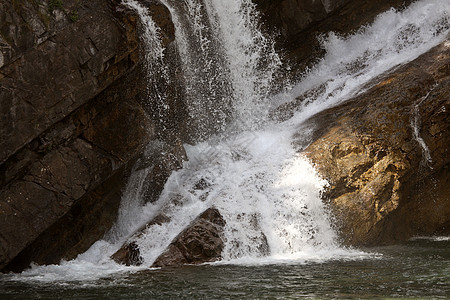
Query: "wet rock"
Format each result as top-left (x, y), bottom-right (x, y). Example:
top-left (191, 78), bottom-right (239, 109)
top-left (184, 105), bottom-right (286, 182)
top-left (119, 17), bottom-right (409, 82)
top-left (0, 0), bottom-right (182, 272)
top-left (303, 41), bottom-right (450, 246)
top-left (152, 208), bottom-right (226, 267)
top-left (255, 0), bottom-right (415, 79)
top-left (111, 242), bottom-right (143, 266)
top-left (113, 208), bottom-right (226, 267)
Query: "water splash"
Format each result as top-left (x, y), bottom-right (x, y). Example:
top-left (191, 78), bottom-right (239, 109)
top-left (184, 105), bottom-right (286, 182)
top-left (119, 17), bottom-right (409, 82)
top-left (130, 128), bottom-right (339, 265)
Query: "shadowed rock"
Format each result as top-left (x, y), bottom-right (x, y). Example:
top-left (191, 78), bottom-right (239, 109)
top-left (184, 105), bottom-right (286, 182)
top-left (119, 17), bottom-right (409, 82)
top-left (152, 208), bottom-right (226, 268)
top-left (112, 208), bottom-right (226, 267)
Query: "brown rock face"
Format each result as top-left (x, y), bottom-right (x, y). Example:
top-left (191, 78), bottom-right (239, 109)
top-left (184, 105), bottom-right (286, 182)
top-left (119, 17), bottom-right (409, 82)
top-left (303, 41), bottom-right (449, 246)
top-left (152, 208), bottom-right (226, 267)
top-left (0, 0), bottom-right (184, 272)
top-left (112, 208), bottom-right (226, 268)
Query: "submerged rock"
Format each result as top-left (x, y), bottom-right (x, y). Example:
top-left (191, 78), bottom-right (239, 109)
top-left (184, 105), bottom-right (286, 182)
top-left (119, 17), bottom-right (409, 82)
top-left (303, 41), bottom-right (449, 246)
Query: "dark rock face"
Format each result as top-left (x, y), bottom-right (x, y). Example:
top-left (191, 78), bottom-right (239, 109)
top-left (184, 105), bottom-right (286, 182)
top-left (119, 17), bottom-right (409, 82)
top-left (152, 208), bottom-right (226, 267)
top-left (255, 0), bottom-right (414, 78)
top-left (303, 42), bottom-right (449, 246)
top-left (0, 0), bottom-right (184, 272)
top-left (254, 0), bottom-right (350, 39)
top-left (112, 208), bottom-right (226, 267)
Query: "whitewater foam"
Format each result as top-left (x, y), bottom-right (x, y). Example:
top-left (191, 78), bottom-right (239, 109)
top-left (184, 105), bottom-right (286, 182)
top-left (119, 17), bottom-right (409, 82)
top-left (282, 0), bottom-right (449, 125)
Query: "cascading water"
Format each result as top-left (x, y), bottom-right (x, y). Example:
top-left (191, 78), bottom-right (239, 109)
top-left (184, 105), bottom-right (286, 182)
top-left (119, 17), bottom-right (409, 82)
top-left (159, 0), bottom-right (281, 139)
top-left (6, 0), bottom-right (449, 281)
top-left (411, 86), bottom-right (436, 168)
top-left (108, 0), bottom-right (449, 267)
top-left (159, 0), bottom-right (233, 139)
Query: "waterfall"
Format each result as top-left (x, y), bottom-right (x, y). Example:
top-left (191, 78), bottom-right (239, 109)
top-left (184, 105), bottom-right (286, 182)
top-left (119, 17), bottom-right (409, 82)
top-left (159, 0), bottom-right (281, 139)
top-left (115, 0), bottom-right (342, 266)
top-left (411, 86), bottom-right (436, 168)
top-left (9, 0), bottom-right (449, 281)
top-left (120, 0), bottom-right (449, 266)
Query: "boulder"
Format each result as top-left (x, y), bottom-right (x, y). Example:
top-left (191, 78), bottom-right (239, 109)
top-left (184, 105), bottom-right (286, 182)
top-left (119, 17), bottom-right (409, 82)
top-left (112, 208), bottom-right (226, 267)
top-left (152, 208), bottom-right (226, 267)
top-left (302, 41), bottom-right (449, 246)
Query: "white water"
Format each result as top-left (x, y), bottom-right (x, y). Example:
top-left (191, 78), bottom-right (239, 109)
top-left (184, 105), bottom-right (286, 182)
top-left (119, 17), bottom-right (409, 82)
top-left (160, 0), bottom-right (281, 138)
top-left (205, 0), bottom-right (282, 130)
top-left (122, 0), bottom-right (165, 64)
top-left (411, 86), bottom-right (436, 168)
top-left (5, 0), bottom-right (449, 282)
top-left (282, 0), bottom-right (449, 124)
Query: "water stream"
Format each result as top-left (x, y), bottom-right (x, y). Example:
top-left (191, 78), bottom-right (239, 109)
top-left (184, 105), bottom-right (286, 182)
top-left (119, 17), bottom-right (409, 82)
top-left (1, 0), bottom-right (449, 297)
top-left (411, 85), bottom-right (436, 168)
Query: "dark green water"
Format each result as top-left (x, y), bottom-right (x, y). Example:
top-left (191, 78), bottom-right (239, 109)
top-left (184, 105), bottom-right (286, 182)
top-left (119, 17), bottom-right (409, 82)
top-left (1, 238), bottom-right (448, 299)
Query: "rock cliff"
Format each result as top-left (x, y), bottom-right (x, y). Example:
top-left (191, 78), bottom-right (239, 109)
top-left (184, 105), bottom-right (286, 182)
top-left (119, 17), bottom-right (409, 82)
top-left (303, 41), bottom-right (449, 245)
top-left (0, 0), bottom-right (185, 272)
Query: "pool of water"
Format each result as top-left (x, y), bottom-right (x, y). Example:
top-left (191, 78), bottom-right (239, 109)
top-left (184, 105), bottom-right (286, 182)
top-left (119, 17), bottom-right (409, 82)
top-left (1, 237), bottom-right (448, 299)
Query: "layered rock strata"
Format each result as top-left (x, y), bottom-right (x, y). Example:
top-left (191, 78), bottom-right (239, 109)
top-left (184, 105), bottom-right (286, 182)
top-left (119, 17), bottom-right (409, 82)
top-left (0, 0), bottom-right (185, 272)
top-left (303, 41), bottom-right (449, 245)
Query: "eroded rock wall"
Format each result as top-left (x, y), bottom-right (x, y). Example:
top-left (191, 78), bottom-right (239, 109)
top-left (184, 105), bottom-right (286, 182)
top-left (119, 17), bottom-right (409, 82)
top-left (0, 0), bottom-right (186, 272)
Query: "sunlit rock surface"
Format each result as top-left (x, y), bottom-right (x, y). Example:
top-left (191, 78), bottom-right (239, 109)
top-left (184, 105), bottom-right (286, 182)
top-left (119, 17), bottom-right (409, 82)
top-left (304, 41), bottom-right (449, 246)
